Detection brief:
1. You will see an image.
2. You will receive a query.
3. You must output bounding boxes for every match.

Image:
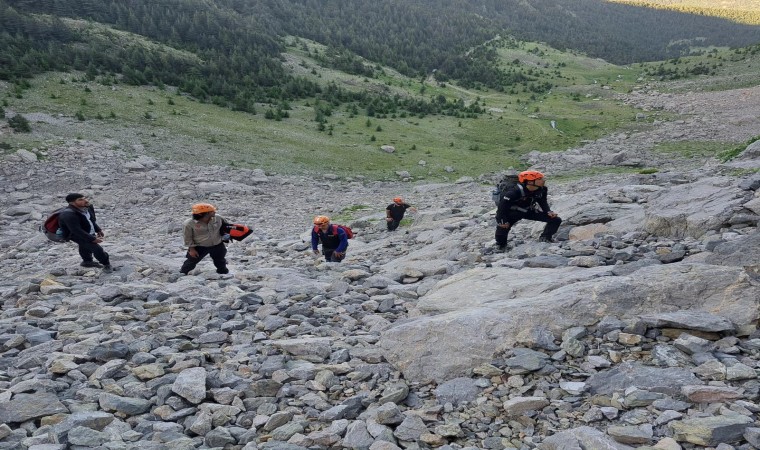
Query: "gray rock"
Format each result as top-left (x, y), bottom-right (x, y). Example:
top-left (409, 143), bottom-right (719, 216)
top-left (433, 377), bottom-right (480, 406)
top-left (641, 311), bottom-right (735, 333)
top-left (539, 426), bottom-right (634, 449)
top-left (669, 415), bottom-right (753, 446)
top-left (375, 403), bottom-right (404, 425)
top-left (271, 422), bottom-right (304, 441)
top-left (171, 367), bottom-right (207, 404)
top-left (673, 333), bottom-right (714, 354)
top-left (264, 411), bottom-right (294, 432)
top-left (343, 421), bottom-right (374, 449)
top-left (67, 426), bottom-right (109, 447)
top-left (681, 385), bottom-right (742, 403)
top-left (0, 392), bottom-right (68, 423)
top-left (378, 382), bottom-right (409, 405)
top-left (98, 393), bottom-right (152, 415)
top-left (393, 415), bottom-right (428, 442)
top-left (587, 362), bottom-right (699, 396)
top-left (502, 397), bottom-right (550, 416)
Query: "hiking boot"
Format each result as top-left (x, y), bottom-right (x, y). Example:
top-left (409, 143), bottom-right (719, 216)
top-left (102, 265), bottom-right (114, 273)
top-left (216, 268), bottom-right (229, 275)
top-left (81, 261), bottom-right (103, 268)
top-left (538, 236), bottom-right (554, 243)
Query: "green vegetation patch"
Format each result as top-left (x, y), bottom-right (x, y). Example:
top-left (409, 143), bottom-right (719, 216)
top-left (1, 69), bottom-right (648, 180)
top-left (652, 141), bottom-right (729, 159)
top-left (633, 45), bottom-right (760, 92)
top-left (719, 135), bottom-right (760, 162)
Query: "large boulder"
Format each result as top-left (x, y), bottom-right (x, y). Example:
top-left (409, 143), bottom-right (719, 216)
top-left (379, 263), bottom-right (758, 382)
top-left (704, 232), bottom-right (760, 267)
top-left (643, 177), bottom-right (744, 238)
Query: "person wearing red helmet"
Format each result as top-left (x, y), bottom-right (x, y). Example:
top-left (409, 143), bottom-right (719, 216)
top-left (180, 203), bottom-right (230, 275)
top-left (385, 197), bottom-right (417, 232)
top-left (494, 170), bottom-right (561, 250)
top-left (311, 215), bottom-right (348, 262)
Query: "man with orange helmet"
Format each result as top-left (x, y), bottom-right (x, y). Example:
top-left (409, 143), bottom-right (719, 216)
top-left (180, 203), bottom-right (230, 275)
top-left (494, 170), bottom-right (562, 250)
top-left (311, 215), bottom-right (348, 262)
top-left (385, 197), bottom-right (417, 231)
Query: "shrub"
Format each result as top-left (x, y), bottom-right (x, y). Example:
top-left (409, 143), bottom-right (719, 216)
top-left (8, 115), bottom-right (31, 132)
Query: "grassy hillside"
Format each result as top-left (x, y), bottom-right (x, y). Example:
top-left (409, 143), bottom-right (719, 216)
top-left (3, 38), bottom-right (760, 180)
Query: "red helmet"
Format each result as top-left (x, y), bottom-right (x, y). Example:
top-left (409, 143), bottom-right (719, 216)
top-left (518, 170), bottom-right (545, 183)
top-left (192, 203), bottom-right (216, 214)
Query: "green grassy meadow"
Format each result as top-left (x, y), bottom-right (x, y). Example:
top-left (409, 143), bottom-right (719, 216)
top-left (2, 35), bottom-right (759, 180)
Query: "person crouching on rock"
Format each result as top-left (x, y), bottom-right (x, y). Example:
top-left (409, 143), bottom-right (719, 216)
top-left (311, 215), bottom-right (348, 262)
top-left (181, 203), bottom-right (230, 275)
top-left (495, 170), bottom-right (562, 250)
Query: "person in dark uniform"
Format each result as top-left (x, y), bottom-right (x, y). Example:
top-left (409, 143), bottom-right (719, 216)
top-left (385, 197), bottom-right (416, 231)
top-left (495, 170), bottom-right (562, 250)
top-left (58, 193), bottom-right (113, 272)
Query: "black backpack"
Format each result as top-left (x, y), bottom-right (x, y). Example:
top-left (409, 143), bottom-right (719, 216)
top-left (492, 173), bottom-right (523, 206)
top-left (40, 207), bottom-right (69, 242)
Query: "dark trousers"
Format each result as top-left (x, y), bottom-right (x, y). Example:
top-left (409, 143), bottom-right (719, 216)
top-left (387, 219), bottom-right (401, 231)
top-left (181, 243), bottom-right (228, 274)
top-left (77, 240), bottom-right (110, 265)
top-left (495, 210), bottom-right (562, 246)
top-left (323, 248), bottom-right (345, 263)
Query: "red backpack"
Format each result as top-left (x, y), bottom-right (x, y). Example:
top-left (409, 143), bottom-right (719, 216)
top-left (314, 224), bottom-right (354, 239)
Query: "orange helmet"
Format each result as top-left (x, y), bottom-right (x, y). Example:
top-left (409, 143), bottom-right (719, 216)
top-left (518, 170), bottom-right (545, 184)
top-left (313, 215), bottom-right (330, 225)
top-left (192, 203), bottom-right (216, 214)
top-left (393, 197), bottom-right (403, 204)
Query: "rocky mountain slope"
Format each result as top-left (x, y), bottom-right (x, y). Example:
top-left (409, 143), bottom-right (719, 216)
top-left (0, 85), bottom-right (759, 449)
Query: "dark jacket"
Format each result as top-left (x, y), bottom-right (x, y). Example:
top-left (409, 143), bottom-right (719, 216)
top-left (311, 225), bottom-right (348, 252)
top-left (496, 185), bottom-right (551, 224)
top-left (59, 205), bottom-right (101, 243)
top-left (386, 203), bottom-right (411, 221)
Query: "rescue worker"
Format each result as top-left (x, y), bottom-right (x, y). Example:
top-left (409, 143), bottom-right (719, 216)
top-left (385, 197), bottom-right (417, 231)
top-left (181, 203), bottom-right (230, 275)
top-left (495, 170), bottom-right (561, 250)
top-left (311, 215), bottom-right (348, 262)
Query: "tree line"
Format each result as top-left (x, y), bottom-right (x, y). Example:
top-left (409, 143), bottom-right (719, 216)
top-left (3, 0), bottom-right (760, 119)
